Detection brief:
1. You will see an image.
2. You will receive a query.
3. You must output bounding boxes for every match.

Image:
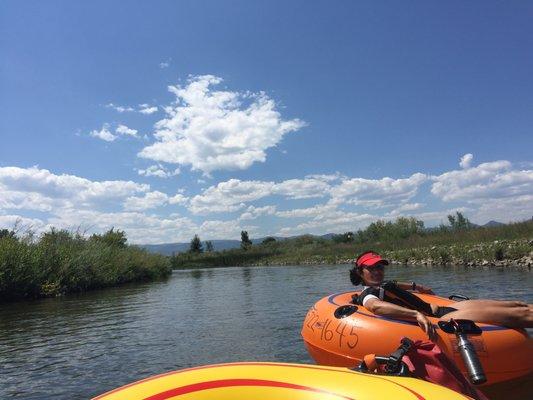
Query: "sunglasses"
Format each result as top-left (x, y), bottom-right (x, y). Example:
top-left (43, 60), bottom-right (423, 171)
top-left (364, 264), bottom-right (385, 271)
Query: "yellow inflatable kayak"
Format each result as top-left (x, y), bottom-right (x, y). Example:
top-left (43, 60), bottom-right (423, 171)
top-left (93, 362), bottom-right (473, 399)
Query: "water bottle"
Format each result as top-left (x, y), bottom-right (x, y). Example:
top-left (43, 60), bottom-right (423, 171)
top-left (456, 333), bottom-right (487, 385)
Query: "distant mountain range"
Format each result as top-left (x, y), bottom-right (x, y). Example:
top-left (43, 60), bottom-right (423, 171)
top-left (139, 222), bottom-right (504, 256)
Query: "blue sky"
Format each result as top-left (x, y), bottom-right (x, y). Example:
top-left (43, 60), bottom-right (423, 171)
top-left (1, 1), bottom-right (532, 243)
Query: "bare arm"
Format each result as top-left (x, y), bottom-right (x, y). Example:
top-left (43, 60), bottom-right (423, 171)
top-left (396, 281), bottom-right (434, 294)
top-left (365, 298), bottom-right (438, 341)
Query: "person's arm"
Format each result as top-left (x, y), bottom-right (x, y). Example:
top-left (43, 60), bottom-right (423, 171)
top-left (396, 280), bottom-right (434, 294)
top-left (365, 297), bottom-right (438, 342)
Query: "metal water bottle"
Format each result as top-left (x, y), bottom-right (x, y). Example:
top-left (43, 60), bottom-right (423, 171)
top-left (456, 332), bottom-right (487, 385)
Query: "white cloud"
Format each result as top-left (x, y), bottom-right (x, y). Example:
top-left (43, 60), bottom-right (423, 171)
top-left (116, 124), bottom-right (138, 137)
top-left (239, 205), bottom-right (277, 221)
top-left (168, 193), bottom-right (188, 205)
top-left (123, 191), bottom-right (170, 211)
top-left (189, 179), bottom-right (274, 215)
top-left (90, 124), bottom-right (116, 142)
top-left (305, 172), bottom-right (345, 182)
top-left (472, 194), bottom-right (533, 223)
top-left (137, 165), bottom-right (180, 178)
top-left (198, 219), bottom-right (256, 240)
top-left (124, 190), bottom-right (189, 211)
top-left (138, 75), bottom-right (306, 174)
top-left (272, 178), bottom-right (330, 199)
top-left (139, 104), bottom-right (158, 115)
top-left (159, 59), bottom-right (171, 69)
top-left (0, 166), bottom-right (149, 212)
top-left (277, 209), bottom-right (375, 236)
top-left (188, 177), bottom-right (331, 215)
top-left (46, 209), bottom-right (197, 244)
top-left (431, 161), bottom-right (533, 202)
top-left (276, 203), bottom-right (336, 218)
top-left (0, 214), bottom-right (46, 232)
top-left (330, 173), bottom-right (428, 208)
top-left (460, 153), bottom-right (473, 169)
top-left (106, 103), bottom-right (134, 113)
top-left (385, 203), bottom-right (425, 218)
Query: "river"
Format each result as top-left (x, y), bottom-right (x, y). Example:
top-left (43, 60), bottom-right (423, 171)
top-left (0, 264), bottom-right (531, 399)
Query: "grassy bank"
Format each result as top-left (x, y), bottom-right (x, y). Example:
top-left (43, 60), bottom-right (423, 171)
top-left (170, 219), bottom-right (533, 269)
top-left (0, 228), bottom-right (171, 302)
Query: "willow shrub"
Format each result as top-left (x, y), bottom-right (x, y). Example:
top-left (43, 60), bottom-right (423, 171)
top-left (0, 229), bottom-right (171, 301)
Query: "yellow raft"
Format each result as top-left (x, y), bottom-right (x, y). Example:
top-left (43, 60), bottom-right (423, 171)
top-left (93, 362), bottom-right (474, 400)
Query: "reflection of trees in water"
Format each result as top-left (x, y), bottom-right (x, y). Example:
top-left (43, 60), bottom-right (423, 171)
top-left (191, 269), bottom-right (204, 279)
top-left (242, 267), bottom-right (252, 288)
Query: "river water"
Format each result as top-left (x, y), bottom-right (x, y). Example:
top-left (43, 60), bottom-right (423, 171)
top-left (1, 264), bottom-right (531, 399)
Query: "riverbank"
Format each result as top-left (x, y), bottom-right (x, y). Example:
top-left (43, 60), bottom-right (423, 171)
top-left (171, 219), bottom-right (533, 269)
top-left (0, 228), bottom-right (171, 302)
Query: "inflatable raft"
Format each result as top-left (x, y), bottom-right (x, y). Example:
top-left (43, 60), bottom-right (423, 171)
top-left (93, 362), bottom-right (473, 399)
top-left (301, 291), bottom-right (533, 386)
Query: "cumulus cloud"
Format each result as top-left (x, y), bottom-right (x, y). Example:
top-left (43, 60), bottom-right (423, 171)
top-left (385, 203), bottom-right (425, 217)
top-left (90, 124), bottom-right (116, 142)
top-left (90, 124), bottom-right (138, 141)
top-left (139, 104), bottom-right (158, 115)
top-left (431, 160), bottom-right (533, 202)
top-left (277, 209), bottom-right (375, 236)
top-left (188, 177), bottom-right (332, 215)
top-left (472, 194), bottom-right (533, 223)
top-left (239, 205), bottom-right (277, 221)
top-left (276, 203), bottom-right (336, 219)
top-left (123, 191), bottom-right (170, 211)
top-left (272, 179), bottom-right (330, 199)
top-left (460, 153), bottom-right (473, 169)
top-left (0, 166), bottom-right (149, 213)
top-left (305, 172), bottom-right (345, 182)
top-left (198, 219), bottom-right (257, 240)
top-left (189, 179), bottom-right (274, 214)
top-left (106, 102), bottom-right (158, 115)
top-left (46, 209), bottom-right (198, 244)
top-left (116, 124), bottom-right (138, 137)
top-left (137, 165), bottom-right (180, 178)
top-left (329, 173), bottom-right (428, 208)
top-left (106, 103), bottom-right (134, 113)
top-left (0, 214), bottom-right (46, 232)
top-left (138, 75), bottom-right (306, 174)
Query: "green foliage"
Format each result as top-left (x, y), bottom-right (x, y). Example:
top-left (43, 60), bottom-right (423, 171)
top-left (447, 211), bottom-right (473, 231)
top-left (0, 228), bottom-right (171, 302)
top-left (169, 219), bottom-right (533, 268)
top-left (354, 217), bottom-right (425, 243)
top-left (240, 231), bottom-right (252, 250)
top-left (332, 232), bottom-right (354, 244)
top-left (205, 241), bottom-right (214, 252)
top-left (261, 236), bottom-right (277, 245)
top-left (189, 234), bottom-right (203, 253)
top-left (0, 229), bottom-right (15, 239)
top-left (494, 246), bottom-right (505, 261)
top-left (90, 228), bottom-right (127, 248)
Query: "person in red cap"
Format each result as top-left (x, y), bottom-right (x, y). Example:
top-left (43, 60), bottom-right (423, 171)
top-left (350, 251), bottom-right (533, 342)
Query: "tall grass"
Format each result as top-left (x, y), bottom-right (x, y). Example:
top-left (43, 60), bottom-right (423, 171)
top-left (0, 228), bottom-right (171, 301)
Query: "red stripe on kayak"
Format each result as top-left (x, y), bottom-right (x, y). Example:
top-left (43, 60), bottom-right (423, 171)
top-left (92, 362), bottom-right (427, 400)
top-left (142, 378), bottom-right (356, 400)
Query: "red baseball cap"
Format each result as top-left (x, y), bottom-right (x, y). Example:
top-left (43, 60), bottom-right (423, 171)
top-left (356, 251), bottom-right (389, 267)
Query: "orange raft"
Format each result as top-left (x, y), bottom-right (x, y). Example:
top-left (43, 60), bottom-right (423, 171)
top-left (301, 291), bottom-right (533, 386)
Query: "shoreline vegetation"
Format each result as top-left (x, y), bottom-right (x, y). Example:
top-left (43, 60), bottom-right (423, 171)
top-left (171, 215), bottom-right (533, 270)
top-left (2, 214), bottom-right (531, 302)
top-left (0, 228), bottom-right (171, 302)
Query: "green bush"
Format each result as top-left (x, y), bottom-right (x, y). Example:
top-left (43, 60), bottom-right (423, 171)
top-left (0, 228), bottom-right (171, 301)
